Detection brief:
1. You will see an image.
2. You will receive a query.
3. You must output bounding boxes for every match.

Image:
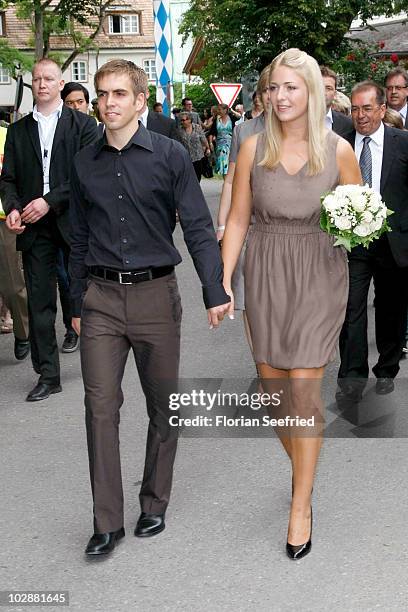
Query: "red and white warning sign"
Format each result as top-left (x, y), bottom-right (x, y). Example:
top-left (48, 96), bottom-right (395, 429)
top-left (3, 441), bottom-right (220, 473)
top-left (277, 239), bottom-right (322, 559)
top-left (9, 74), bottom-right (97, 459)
top-left (210, 83), bottom-right (242, 108)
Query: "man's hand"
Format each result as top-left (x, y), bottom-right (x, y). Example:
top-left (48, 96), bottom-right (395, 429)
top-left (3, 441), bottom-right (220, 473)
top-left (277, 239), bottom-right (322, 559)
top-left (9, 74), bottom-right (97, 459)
top-left (72, 317), bottom-right (81, 336)
top-left (207, 293), bottom-right (234, 330)
top-left (5, 209), bottom-right (25, 234)
top-left (21, 198), bottom-right (50, 224)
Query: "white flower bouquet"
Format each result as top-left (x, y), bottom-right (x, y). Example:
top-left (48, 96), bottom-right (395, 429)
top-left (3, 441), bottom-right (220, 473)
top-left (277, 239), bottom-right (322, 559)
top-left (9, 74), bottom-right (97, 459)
top-left (320, 184), bottom-right (393, 251)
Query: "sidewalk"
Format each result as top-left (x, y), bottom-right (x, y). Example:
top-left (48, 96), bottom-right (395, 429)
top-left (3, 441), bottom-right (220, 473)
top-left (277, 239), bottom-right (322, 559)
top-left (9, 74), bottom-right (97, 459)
top-left (0, 178), bottom-right (407, 611)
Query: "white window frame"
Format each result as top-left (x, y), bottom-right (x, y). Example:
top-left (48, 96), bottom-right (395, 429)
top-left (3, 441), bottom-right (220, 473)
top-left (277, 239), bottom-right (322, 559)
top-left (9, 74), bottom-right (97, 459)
top-left (108, 13), bottom-right (139, 35)
top-left (71, 61), bottom-right (87, 83)
top-left (143, 59), bottom-right (157, 81)
top-left (0, 64), bottom-right (10, 85)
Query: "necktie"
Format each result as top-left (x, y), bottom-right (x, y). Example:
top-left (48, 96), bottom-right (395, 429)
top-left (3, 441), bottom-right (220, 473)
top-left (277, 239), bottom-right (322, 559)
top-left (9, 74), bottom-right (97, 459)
top-left (359, 136), bottom-right (372, 187)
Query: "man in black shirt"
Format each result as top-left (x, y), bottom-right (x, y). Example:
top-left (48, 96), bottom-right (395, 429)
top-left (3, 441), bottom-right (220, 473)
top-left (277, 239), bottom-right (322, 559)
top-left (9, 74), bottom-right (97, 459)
top-left (69, 59), bottom-right (230, 557)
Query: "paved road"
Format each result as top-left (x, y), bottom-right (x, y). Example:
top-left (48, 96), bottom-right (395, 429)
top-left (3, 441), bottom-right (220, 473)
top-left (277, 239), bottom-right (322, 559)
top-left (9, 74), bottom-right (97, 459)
top-left (0, 178), bottom-right (407, 611)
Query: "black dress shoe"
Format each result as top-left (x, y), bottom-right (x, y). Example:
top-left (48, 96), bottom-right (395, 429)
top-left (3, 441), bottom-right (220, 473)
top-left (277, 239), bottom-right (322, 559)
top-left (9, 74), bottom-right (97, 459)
top-left (61, 330), bottom-right (79, 353)
top-left (286, 507), bottom-right (313, 560)
top-left (85, 527), bottom-right (125, 556)
top-left (335, 385), bottom-right (363, 404)
top-left (14, 338), bottom-right (30, 361)
top-left (26, 382), bottom-right (62, 402)
top-left (375, 378), bottom-right (394, 395)
top-left (134, 512), bottom-right (165, 537)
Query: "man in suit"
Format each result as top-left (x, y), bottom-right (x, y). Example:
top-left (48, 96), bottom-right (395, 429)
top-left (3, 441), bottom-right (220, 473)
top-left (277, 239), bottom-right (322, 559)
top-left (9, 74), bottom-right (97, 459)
top-left (337, 80), bottom-right (408, 403)
top-left (137, 102), bottom-right (179, 140)
top-left (0, 58), bottom-right (97, 401)
top-left (180, 97), bottom-right (200, 125)
top-left (385, 67), bottom-right (408, 128)
top-left (320, 66), bottom-right (352, 137)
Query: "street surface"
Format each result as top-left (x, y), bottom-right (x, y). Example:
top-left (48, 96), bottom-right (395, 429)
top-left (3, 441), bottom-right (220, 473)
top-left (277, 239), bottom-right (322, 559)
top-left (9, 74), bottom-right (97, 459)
top-left (0, 178), bottom-right (407, 611)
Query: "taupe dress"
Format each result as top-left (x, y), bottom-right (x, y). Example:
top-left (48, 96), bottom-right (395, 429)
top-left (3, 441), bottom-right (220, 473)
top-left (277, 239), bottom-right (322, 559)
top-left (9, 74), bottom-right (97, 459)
top-left (245, 130), bottom-right (348, 369)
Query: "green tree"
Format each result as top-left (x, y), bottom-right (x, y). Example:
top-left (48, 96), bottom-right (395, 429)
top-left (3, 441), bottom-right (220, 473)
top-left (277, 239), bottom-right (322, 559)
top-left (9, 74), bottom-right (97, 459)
top-left (180, 0), bottom-right (404, 80)
top-left (333, 41), bottom-right (408, 92)
top-left (0, 0), bottom-right (114, 72)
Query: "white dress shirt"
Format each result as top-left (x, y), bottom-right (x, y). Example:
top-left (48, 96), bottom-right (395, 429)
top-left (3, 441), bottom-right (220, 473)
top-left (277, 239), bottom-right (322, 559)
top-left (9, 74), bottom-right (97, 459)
top-left (33, 101), bottom-right (63, 195)
top-left (325, 108), bottom-right (333, 130)
top-left (355, 121), bottom-right (384, 195)
top-left (399, 103), bottom-right (407, 123)
top-left (139, 107), bottom-right (149, 127)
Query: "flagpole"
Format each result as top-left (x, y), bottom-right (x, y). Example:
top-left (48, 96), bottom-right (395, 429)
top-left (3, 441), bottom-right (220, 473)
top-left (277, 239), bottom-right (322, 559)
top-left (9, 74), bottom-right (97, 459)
top-left (153, 1), bottom-right (173, 116)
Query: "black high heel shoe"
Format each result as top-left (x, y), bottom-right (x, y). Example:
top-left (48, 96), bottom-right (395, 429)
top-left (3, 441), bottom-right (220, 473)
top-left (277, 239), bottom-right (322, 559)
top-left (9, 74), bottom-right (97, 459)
top-left (286, 507), bottom-right (312, 560)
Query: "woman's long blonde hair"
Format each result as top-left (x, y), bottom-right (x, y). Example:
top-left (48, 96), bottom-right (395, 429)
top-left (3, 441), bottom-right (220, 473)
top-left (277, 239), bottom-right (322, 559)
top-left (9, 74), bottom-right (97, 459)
top-left (260, 48), bottom-right (327, 176)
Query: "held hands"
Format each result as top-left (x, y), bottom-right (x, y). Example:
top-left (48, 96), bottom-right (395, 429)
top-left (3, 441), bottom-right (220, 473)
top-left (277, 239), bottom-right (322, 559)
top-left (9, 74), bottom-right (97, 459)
top-left (21, 198), bottom-right (50, 224)
top-left (207, 287), bottom-right (234, 329)
top-left (6, 209), bottom-right (25, 234)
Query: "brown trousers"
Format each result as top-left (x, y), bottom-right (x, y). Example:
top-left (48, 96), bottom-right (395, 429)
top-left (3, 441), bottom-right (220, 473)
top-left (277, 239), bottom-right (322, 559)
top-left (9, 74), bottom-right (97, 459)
top-left (80, 272), bottom-right (181, 533)
top-left (0, 222), bottom-right (29, 340)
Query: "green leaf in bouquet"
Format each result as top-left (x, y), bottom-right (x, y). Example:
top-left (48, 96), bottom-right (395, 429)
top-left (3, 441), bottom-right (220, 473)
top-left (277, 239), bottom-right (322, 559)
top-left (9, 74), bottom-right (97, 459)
top-left (333, 236), bottom-right (352, 251)
top-left (320, 209), bottom-right (330, 232)
top-left (386, 208), bottom-right (394, 217)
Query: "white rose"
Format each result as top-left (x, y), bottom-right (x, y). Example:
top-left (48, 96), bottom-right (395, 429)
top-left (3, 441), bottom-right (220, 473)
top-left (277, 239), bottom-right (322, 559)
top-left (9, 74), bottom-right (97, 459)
top-left (323, 194), bottom-right (338, 212)
top-left (334, 216), bottom-right (352, 230)
top-left (368, 196), bottom-right (381, 212)
top-left (354, 223), bottom-right (371, 237)
top-left (376, 205), bottom-right (387, 219)
top-left (371, 218), bottom-right (383, 231)
top-left (351, 195), bottom-right (367, 213)
top-left (362, 211), bottom-right (373, 223)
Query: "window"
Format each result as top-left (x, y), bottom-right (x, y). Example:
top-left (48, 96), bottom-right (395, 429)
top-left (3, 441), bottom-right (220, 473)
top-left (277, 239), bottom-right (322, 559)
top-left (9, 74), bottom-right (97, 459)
top-left (0, 64), bottom-right (10, 84)
top-left (0, 12), bottom-right (5, 37)
top-left (143, 59), bottom-right (157, 81)
top-left (72, 61), bottom-right (87, 82)
top-left (108, 14), bottom-right (139, 34)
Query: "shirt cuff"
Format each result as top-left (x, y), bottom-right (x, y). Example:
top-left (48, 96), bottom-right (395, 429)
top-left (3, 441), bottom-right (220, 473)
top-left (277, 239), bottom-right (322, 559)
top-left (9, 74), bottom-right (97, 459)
top-left (202, 284), bottom-right (231, 309)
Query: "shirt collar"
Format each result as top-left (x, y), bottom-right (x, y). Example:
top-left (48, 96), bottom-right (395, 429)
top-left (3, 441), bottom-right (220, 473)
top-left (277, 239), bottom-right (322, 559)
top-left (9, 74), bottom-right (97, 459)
top-left (94, 122), bottom-right (154, 158)
top-left (139, 107), bottom-right (149, 127)
top-left (33, 100), bottom-right (63, 121)
top-left (326, 108), bottom-right (333, 123)
top-left (355, 121), bottom-right (384, 147)
top-left (399, 103), bottom-right (407, 119)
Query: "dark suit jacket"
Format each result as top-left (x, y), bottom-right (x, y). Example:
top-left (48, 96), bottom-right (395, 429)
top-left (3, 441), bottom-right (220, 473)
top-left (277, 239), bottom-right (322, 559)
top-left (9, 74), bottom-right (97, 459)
top-left (0, 106), bottom-right (98, 250)
top-left (147, 111), bottom-right (180, 141)
top-left (344, 124), bottom-right (408, 267)
top-left (332, 110), bottom-right (352, 137)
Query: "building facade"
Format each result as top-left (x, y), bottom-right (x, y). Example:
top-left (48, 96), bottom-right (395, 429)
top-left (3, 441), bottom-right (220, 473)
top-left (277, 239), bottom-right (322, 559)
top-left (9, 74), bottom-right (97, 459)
top-left (0, 1), bottom-right (157, 115)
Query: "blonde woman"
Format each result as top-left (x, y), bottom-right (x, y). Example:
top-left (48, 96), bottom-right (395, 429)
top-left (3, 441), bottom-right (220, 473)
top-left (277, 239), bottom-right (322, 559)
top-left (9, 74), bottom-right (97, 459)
top-left (222, 49), bottom-right (361, 559)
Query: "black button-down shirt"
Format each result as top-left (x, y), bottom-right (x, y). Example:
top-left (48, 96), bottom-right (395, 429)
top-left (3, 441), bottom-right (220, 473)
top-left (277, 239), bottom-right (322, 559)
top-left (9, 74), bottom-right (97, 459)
top-left (69, 124), bottom-right (229, 316)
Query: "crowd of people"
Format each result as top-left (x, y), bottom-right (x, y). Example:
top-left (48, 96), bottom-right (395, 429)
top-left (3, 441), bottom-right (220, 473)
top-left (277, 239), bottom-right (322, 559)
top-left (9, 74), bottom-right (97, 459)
top-left (0, 51), bottom-right (407, 562)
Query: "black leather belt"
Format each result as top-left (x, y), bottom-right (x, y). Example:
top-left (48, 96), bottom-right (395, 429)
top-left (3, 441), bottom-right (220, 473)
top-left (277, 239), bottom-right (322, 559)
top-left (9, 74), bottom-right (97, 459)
top-left (90, 265), bottom-right (174, 284)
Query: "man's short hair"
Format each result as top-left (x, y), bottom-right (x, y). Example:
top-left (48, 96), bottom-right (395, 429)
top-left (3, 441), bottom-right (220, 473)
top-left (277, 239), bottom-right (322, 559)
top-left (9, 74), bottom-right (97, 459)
top-left (94, 60), bottom-right (148, 98)
top-left (384, 67), bottom-right (408, 87)
top-left (61, 82), bottom-right (90, 104)
top-left (320, 66), bottom-right (337, 89)
top-left (351, 80), bottom-right (386, 105)
top-left (181, 97), bottom-right (192, 106)
top-left (153, 102), bottom-right (163, 111)
top-left (32, 58), bottom-right (62, 78)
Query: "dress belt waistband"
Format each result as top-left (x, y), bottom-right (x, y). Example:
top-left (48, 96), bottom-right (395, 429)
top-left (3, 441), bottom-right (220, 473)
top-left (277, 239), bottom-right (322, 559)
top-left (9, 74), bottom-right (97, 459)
top-left (252, 223), bottom-right (322, 235)
top-left (89, 265), bottom-right (174, 285)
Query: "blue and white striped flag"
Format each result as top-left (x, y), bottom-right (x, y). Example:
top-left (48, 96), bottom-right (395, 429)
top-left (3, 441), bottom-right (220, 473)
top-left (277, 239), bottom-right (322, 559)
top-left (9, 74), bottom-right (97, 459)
top-left (153, 0), bottom-right (173, 116)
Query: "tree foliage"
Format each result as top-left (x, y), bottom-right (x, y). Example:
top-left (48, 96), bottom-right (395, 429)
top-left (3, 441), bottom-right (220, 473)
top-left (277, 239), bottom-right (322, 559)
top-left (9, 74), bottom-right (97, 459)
top-left (0, 0), bottom-right (114, 72)
top-left (180, 0), bottom-right (406, 80)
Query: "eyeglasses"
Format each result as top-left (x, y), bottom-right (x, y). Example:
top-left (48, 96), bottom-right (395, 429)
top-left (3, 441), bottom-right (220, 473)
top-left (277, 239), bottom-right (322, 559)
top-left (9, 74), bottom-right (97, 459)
top-left (351, 104), bottom-right (382, 114)
top-left (386, 85), bottom-right (407, 92)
